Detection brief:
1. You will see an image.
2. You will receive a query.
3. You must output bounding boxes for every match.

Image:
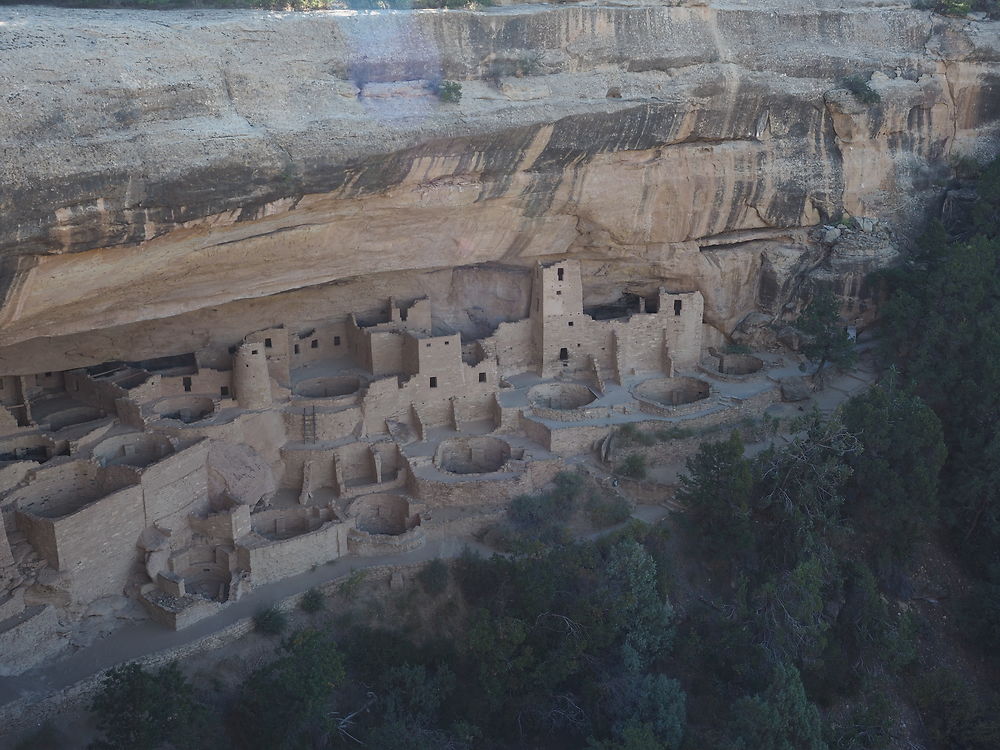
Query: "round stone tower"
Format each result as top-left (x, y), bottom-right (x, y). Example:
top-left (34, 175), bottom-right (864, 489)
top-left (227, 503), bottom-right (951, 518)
top-left (233, 342), bottom-right (272, 410)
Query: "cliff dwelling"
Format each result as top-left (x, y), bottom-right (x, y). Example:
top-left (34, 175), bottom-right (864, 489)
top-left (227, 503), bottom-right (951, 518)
top-left (0, 257), bottom-right (793, 650)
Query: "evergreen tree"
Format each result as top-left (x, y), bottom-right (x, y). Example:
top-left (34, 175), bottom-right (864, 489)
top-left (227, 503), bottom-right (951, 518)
top-left (797, 290), bottom-right (857, 386)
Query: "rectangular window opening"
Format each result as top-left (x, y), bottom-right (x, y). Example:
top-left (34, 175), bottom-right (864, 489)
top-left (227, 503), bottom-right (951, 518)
top-left (559, 347), bottom-right (569, 361)
top-left (556, 291), bottom-right (562, 296)
top-left (264, 337), bottom-right (272, 348)
top-left (478, 372), bottom-right (487, 383)
top-left (568, 321), bottom-right (574, 327)
top-left (429, 377), bottom-right (438, 388)
top-left (220, 386), bottom-right (230, 397)
top-left (674, 300), bottom-right (683, 316)
top-left (334, 336), bottom-right (341, 346)
top-left (311, 340), bottom-right (318, 349)
top-left (293, 344), bottom-right (300, 354)
top-left (182, 377), bottom-right (192, 393)
top-left (557, 267), bottom-right (564, 281)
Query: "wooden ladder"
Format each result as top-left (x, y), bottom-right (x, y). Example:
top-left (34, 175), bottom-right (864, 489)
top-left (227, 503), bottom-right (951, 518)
top-left (302, 406), bottom-right (317, 444)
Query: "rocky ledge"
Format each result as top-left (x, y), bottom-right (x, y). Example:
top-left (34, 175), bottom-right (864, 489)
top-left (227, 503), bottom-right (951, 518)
top-left (0, 0), bottom-right (997, 370)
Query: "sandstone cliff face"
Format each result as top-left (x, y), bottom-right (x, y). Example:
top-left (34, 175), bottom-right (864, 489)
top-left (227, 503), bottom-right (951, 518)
top-left (0, 1), bottom-right (997, 371)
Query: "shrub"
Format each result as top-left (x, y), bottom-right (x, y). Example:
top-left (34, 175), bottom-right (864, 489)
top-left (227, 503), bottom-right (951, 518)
top-left (14, 722), bottom-right (62, 750)
top-left (300, 588), bottom-right (324, 614)
top-left (616, 453), bottom-right (648, 480)
top-left (437, 81), bottom-right (462, 103)
top-left (254, 606), bottom-right (288, 636)
top-left (654, 425), bottom-right (693, 441)
top-left (841, 74), bottom-right (880, 104)
top-left (586, 494), bottom-right (632, 528)
top-left (89, 662), bottom-right (207, 750)
top-left (617, 423), bottom-right (654, 447)
top-left (339, 569), bottom-right (367, 601)
top-left (417, 559), bottom-right (450, 596)
top-left (913, 669), bottom-right (1000, 749)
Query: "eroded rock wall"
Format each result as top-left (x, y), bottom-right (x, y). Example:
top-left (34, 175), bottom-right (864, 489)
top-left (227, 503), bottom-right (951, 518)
top-left (0, 1), bottom-right (998, 371)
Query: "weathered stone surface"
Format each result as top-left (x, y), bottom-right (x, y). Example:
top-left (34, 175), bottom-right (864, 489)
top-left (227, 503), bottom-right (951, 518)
top-left (780, 376), bottom-right (812, 402)
top-left (0, 2), bottom-right (996, 371)
top-left (207, 441), bottom-right (277, 507)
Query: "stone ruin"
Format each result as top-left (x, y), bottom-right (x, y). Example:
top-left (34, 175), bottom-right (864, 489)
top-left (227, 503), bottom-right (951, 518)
top-left (0, 258), bottom-right (789, 670)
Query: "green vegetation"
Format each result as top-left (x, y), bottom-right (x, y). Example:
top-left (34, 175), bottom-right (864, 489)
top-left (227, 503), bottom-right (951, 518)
top-left (230, 629), bottom-right (346, 750)
top-left (253, 605), bottom-right (288, 636)
top-left (300, 587), bottom-right (325, 614)
top-left (416, 558), bottom-right (449, 596)
top-left (429, 80), bottom-right (463, 103)
top-left (89, 663), bottom-right (209, 750)
top-left (615, 451), bottom-right (648, 480)
top-left (797, 289), bottom-right (858, 384)
top-left (841, 74), bottom-right (881, 105)
top-left (338, 569), bottom-right (367, 601)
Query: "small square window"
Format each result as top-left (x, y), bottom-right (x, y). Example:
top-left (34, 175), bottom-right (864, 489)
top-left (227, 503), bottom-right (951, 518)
top-left (264, 337), bottom-right (272, 348)
top-left (334, 336), bottom-right (341, 346)
top-left (44, 372), bottom-right (52, 377)
top-left (479, 372), bottom-right (487, 383)
top-left (429, 377), bottom-right (438, 388)
top-left (220, 386), bottom-right (230, 397)
top-left (556, 291), bottom-right (562, 296)
top-left (311, 340), bottom-right (318, 349)
top-left (444, 340), bottom-right (450, 345)
top-left (568, 321), bottom-right (574, 327)
top-left (252, 349), bottom-right (259, 355)
top-left (426, 343), bottom-right (432, 348)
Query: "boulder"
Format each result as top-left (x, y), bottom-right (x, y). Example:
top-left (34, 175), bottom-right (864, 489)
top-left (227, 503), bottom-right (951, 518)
top-left (780, 376), bottom-right (811, 402)
top-left (207, 441), bottom-right (277, 506)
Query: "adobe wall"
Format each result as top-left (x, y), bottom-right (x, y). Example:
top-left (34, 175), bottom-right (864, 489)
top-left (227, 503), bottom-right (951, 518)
top-left (486, 319), bottom-right (534, 376)
top-left (236, 521), bottom-right (350, 586)
top-left (293, 405), bottom-right (362, 442)
top-left (26, 483), bottom-right (145, 601)
top-left (233, 343), bottom-right (272, 410)
top-left (408, 457), bottom-right (561, 506)
top-left (159, 368), bottom-right (233, 400)
top-left (367, 330), bottom-right (406, 376)
top-left (0, 376), bottom-right (24, 408)
top-left (405, 333), bottom-right (463, 385)
top-left (10, 461), bottom-right (115, 519)
top-left (140, 441), bottom-right (211, 529)
top-left (245, 326), bottom-right (291, 386)
top-left (156, 410), bottom-right (285, 471)
top-left (64, 370), bottom-right (127, 415)
top-left (347, 526), bottom-right (424, 557)
top-left (14, 511), bottom-right (58, 567)
top-left (0, 461), bottom-right (36, 499)
top-left (189, 505), bottom-right (250, 542)
top-left (279, 446), bottom-right (336, 491)
top-left (289, 321), bottom-right (351, 367)
top-left (0, 406), bottom-right (23, 436)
